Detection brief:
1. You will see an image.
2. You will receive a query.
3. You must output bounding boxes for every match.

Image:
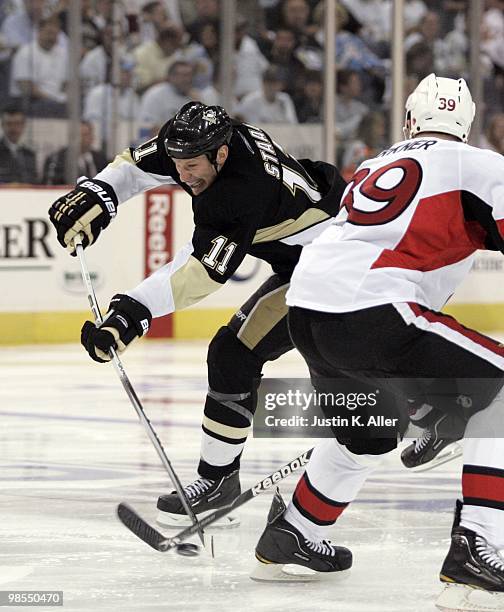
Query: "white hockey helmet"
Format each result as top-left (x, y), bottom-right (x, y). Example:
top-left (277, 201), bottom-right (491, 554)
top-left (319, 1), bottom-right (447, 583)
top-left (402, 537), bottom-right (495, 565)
top-left (403, 73), bottom-right (475, 143)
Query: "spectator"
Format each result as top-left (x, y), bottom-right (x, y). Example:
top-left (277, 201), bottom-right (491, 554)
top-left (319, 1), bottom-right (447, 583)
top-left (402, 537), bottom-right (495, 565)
top-left (234, 15), bottom-right (269, 99)
top-left (198, 61), bottom-right (238, 112)
top-left (276, 0), bottom-right (316, 42)
top-left (481, 0), bottom-right (504, 73)
top-left (42, 121), bottom-right (107, 184)
top-left (0, 0), bottom-right (51, 56)
top-left (138, 60), bottom-right (196, 130)
top-left (481, 113), bottom-right (504, 155)
top-left (10, 16), bottom-right (68, 117)
top-left (79, 22), bottom-right (126, 97)
top-left (262, 28), bottom-right (306, 98)
top-left (92, 0), bottom-right (114, 31)
top-left (56, 0), bottom-right (102, 53)
top-left (81, 0), bottom-right (104, 52)
top-left (406, 40), bottom-right (435, 80)
top-left (404, 0), bottom-right (428, 34)
top-left (0, 104), bottom-right (37, 183)
top-left (404, 10), bottom-right (441, 46)
top-left (139, 1), bottom-right (169, 42)
top-left (294, 69), bottom-right (322, 123)
top-left (191, 18), bottom-right (219, 63)
top-left (184, 0), bottom-right (219, 42)
top-left (83, 59), bottom-right (140, 144)
top-left (335, 69), bottom-right (369, 141)
top-left (404, 9), bottom-right (468, 76)
top-left (133, 22), bottom-right (211, 94)
top-left (341, 110), bottom-right (387, 179)
top-left (235, 65), bottom-right (298, 124)
top-left (312, 2), bottom-right (386, 75)
top-left (340, 0), bottom-right (392, 49)
top-left (134, 23), bottom-right (185, 93)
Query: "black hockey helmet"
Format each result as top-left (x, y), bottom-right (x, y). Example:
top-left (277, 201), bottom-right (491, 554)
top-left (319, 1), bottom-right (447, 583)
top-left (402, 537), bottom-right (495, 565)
top-left (164, 101), bottom-right (233, 163)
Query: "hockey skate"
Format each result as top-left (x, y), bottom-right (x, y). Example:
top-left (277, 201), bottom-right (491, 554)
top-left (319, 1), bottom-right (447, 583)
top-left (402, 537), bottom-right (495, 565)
top-left (401, 413), bottom-right (463, 472)
top-left (250, 488), bottom-right (352, 582)
top-left (436, 508), bottom-right (504, 612)
top-left (156, 470), bottom-right (240, 528)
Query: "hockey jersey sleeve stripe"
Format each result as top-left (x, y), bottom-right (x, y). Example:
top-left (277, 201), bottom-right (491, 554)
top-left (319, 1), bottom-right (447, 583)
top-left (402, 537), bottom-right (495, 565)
top-left (253, 208), bottom-right (330, 244)
top-left (93, 149), bottom-right (176, 205)
top-left (127, 242), bottom-right (221, 317)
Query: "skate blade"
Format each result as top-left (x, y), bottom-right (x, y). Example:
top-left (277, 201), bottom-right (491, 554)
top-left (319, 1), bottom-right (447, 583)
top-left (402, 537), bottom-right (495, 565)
top-left (250, 560), bottom-right (350, 583)
top-left (156, 509), bottom-right (240, 529)
top-left (411, 443), bottom-right (463, 473)
top-left (436, 583), bottom-right (504, 611)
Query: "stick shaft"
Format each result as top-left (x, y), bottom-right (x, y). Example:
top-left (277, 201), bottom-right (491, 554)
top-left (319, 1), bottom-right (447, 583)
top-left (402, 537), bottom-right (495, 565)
top-left (73, 235), bottom-right (205, 546)
top-left (163, 447), bottom-right (313, 550)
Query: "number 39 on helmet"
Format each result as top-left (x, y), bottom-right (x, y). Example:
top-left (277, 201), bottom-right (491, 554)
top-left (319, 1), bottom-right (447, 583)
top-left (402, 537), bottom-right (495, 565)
top-left (403, 73), bottom-right (476, 143)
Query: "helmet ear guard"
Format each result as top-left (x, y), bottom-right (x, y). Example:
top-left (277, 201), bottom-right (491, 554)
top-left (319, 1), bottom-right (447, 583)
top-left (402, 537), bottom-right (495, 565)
top-left (403, 73), bottom-right (475, 143)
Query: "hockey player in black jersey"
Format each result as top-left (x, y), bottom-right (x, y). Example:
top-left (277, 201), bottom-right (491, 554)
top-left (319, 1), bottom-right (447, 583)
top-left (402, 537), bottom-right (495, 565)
top-left (48, 101), bottom-right (347, 529)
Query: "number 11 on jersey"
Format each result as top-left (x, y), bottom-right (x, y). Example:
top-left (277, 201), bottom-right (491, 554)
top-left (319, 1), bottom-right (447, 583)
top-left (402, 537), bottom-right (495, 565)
top-left (202, 236), bottom-right (237, 275)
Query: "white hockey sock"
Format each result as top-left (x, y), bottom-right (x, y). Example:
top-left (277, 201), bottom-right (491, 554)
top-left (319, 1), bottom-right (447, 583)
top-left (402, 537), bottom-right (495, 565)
top-left (200, 431), bottom-right (246, 468)
top-left (461, 390), bottom-right (504, 549)
top-left (284, 438), bottom-right (385, 542)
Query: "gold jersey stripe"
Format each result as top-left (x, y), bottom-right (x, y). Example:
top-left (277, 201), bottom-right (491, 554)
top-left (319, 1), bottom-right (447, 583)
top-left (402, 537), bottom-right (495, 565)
top-left (109, 149), bottom-right (136, 168)
top-left (253, 208), bottom-right (330, 244)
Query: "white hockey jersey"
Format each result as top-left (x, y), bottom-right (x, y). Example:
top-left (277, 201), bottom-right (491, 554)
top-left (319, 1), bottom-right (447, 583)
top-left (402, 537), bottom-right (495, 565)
top-left (286, 137), bottom-right (504, 313)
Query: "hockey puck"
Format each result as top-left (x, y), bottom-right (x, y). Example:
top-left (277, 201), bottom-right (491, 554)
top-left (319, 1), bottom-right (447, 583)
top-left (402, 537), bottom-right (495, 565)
top-left (175, 543), bottom-right (200, 557)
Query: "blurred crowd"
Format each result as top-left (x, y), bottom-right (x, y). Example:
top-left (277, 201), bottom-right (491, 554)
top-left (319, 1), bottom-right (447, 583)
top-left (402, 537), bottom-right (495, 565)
top-left (0, 0), bottom-right (502, 184)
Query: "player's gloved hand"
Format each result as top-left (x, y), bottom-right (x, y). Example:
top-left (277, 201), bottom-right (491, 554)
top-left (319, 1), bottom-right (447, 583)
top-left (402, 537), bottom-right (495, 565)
top-left (48, 179), bottom-right (118, 256)
top-left (81, 294), bottom-right (152, 363)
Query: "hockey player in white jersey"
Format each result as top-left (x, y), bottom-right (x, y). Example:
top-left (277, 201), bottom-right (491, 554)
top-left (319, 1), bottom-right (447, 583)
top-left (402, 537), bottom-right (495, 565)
top-left (252, 74), bottom-right (504, 611)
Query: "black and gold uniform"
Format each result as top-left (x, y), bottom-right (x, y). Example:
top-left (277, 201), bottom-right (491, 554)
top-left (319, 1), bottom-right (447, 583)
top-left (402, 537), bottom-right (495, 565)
top-left (49, 102), bottom-right (346, 487)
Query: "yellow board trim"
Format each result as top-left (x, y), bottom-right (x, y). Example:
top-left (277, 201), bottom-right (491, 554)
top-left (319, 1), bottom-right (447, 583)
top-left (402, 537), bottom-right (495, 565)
top-left (0, 303), bottom-right (503, 344)
top-left (442, 303), bottom-right (504, 332)
top-left (173, 307), bottom-right (236, 339)
top-left (0, 311), bottom-right (90, 345)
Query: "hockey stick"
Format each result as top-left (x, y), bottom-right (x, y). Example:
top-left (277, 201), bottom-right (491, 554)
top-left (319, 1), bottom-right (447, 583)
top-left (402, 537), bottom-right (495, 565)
top-left (73, 234), bottom-right (208, 552)
top-left (117, 447), bottom-right (313, 552)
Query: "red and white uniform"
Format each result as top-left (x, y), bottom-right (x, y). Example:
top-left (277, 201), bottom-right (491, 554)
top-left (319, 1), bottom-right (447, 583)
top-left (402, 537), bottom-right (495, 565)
top-left (287, 137), bottom-right (504, 313)
top-left (282, 137), bottom-right (504, 552)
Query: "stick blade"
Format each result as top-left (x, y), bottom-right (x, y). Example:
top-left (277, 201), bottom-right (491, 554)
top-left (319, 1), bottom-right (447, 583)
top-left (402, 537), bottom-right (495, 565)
top-left (117, 503), bottom-right (169, 552)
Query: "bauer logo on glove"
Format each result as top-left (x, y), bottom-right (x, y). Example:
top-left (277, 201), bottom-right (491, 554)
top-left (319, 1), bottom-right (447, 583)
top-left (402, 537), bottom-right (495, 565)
top-left (81, 294), bottom-right (152, 363)
top-left (48, 178), bottom-right (118, 256)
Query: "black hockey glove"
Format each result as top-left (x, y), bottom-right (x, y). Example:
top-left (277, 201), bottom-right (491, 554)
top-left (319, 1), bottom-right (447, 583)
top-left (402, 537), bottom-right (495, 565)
top-left (81, 294), bottom-right (152, 363)
top-left (48, 179), bottom-right (118, 256)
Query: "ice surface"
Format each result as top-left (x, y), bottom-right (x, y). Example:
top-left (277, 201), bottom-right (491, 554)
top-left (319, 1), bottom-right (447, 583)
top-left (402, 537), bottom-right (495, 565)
top-left (0, 341), bottom-right (467, 612)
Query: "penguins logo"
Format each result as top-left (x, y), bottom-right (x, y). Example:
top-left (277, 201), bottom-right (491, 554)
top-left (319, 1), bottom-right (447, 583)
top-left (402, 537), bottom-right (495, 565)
top-left (202, 109), bottom-right (217, 125)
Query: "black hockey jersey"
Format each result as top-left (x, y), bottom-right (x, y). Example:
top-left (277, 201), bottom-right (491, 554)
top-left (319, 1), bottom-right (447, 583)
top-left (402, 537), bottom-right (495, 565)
top-left (93, 120), bottom-right (346, 317)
